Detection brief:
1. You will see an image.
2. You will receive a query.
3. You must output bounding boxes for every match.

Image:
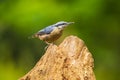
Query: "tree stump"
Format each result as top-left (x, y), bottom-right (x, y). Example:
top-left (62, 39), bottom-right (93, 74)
top-left (19, 35), bottom-right (96, 80)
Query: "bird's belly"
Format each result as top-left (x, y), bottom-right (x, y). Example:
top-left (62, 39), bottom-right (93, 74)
top-left (39, 32), bottom-right (62, 43)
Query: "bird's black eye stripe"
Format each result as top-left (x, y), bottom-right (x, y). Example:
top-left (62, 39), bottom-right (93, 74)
top-left (56, 23), bottom-right (67, 27)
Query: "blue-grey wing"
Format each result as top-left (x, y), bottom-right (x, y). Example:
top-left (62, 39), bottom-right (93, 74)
top-left (37, 25), bottom-right (55, 35)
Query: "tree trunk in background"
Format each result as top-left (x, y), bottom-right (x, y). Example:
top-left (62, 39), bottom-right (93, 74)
top-left (19, 35), bottom-right (96, 80)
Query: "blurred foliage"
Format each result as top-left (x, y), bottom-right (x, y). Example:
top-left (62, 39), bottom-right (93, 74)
top-left (0, 0), bottom-right (120, 80)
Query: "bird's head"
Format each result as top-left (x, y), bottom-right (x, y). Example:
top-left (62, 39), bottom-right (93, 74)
top-left (54, 21), bottom-right (74, 29)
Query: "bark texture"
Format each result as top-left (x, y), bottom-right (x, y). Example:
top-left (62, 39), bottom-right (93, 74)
top-left (20, 35), bottom-right (96, 80)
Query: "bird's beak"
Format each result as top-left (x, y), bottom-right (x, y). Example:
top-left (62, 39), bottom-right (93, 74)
top-left (67, 22), bottom-right (74, 25)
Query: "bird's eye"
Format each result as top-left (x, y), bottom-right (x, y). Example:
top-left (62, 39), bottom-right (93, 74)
top-left (59, 23), bottom-right (67, 26)
top-left (61, 23), bottom-right (66, 25)
top-left (55, 23), bottom-right (67, 27)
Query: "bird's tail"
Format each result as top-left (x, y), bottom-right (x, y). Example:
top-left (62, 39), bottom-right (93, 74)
top-left (28, 34), bottom-right (37, 39)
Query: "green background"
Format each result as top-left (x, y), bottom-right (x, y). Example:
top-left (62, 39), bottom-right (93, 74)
top-left (0, 0), bottom-right (120, 80)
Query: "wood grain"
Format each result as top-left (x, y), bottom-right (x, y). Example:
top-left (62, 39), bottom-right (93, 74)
top-left (19, 35), bottom-right (96, 80)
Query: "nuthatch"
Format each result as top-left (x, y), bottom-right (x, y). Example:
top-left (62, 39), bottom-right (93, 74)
top-left (31, 21), bottom-right (74, 44)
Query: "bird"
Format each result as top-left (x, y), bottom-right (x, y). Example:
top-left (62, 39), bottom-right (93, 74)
top-left (31, 21), bottom-right (74, 44)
